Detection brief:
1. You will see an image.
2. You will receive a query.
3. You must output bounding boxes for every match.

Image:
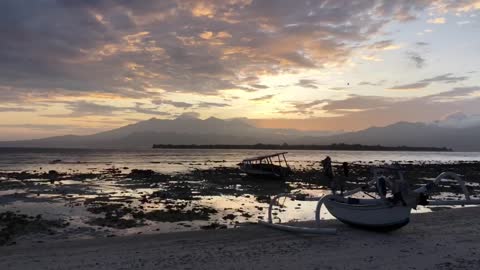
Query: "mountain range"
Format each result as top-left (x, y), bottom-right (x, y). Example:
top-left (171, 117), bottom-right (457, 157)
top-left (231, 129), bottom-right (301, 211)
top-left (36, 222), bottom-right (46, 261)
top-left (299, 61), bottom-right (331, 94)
top-left (0, 117), bottom-right (479, 151)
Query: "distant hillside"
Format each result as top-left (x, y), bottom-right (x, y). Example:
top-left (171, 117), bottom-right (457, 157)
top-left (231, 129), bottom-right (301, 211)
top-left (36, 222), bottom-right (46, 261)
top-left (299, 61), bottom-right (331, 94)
top-left (0, 118), bottom-right (479, 151)
top-left (311, 122), bottom-right (480, 151)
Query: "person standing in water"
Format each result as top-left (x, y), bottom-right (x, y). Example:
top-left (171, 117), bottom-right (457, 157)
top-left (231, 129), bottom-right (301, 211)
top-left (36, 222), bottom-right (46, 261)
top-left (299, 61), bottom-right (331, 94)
top-left (342, 162), bottom-right (349, 177)
top-left (321, 156), bottom-right (335, 192)
top-left (322, 156), bottom-right (333, 179)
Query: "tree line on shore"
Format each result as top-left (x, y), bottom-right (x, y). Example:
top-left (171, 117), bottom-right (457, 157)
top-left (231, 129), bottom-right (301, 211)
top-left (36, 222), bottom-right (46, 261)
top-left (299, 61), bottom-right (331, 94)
top-left (152, 143), bottom-right (452, 152)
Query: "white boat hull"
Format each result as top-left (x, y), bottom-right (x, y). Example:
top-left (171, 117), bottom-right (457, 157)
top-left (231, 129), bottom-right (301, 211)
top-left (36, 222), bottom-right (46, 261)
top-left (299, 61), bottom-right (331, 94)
top-left (324, 198), bottom-right (412, 231)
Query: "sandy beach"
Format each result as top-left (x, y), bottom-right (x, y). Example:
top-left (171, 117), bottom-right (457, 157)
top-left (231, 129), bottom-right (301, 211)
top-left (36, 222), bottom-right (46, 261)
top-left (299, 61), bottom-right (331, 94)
top-left (1, 207), bottom-right (479, 270)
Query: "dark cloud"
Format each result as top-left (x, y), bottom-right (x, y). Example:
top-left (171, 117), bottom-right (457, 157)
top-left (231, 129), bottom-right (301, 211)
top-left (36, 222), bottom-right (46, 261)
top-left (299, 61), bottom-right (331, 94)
top-left (296, 79), bottom-right (319, 89)
top-left (48, 101), bottom-right (125, 117)
top-left (250, 94), bottom-right (275, 101)
top-left (388, 73), bottom-right (470, 90)
top-left (0, 106), bottom-right (36, 112)
top-left (415, 42), bottom-right (429, 46)
top-left (368, 40), bottom-right (395, 50)
top-left (0, 124), bottom-right (71, 130)
top-left (431, 86), bottom-right (480, 98)
top-left (389, 82), bottom-right (430, 90)
top-left (419, 73), bottom-right (469, 84)
top-left (321, 87), bottom-right (480, 115)
top-left (321, 96), bottom-right (392, 111)
top-left (293, 100), bottom-right (326, 111)
top-left (250, 84), bottom-right (269, 89)
top-left (43, 101), bottom-right (171, 117)
top-left (196, 102), bottom-right (229, 108)
top-left (406, 51), bottom-right (426, 68)
top-left (329, 87), bottom-right (348, 91)
top-left (152, 99), bottom-right (193, 108)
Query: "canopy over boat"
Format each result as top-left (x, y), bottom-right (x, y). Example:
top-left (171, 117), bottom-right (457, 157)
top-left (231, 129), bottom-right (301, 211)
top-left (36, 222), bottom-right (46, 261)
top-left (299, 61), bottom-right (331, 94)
top-left (242, 152), bottom-right (289, 162)
top-left (239, 152), bottom-right (291, 178)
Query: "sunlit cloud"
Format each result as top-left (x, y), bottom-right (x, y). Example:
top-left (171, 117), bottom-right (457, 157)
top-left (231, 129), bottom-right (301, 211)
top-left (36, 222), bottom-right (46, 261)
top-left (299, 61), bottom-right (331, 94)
top-left (427, 17), bottom-right (446, 24)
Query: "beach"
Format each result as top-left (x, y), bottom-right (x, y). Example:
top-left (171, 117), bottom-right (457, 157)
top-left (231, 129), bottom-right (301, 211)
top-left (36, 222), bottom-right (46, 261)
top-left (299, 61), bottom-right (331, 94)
top-left (1, 206), bottom-right (479, 270)
top-left (1, 149), bottom-right (480, 269)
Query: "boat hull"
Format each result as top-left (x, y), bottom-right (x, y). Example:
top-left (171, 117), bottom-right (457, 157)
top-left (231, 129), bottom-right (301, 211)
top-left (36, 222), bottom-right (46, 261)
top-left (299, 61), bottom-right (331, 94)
top-left (324, 198), bottom-right (411, 231)
top-left (239, 164), bottom-right (291, 178)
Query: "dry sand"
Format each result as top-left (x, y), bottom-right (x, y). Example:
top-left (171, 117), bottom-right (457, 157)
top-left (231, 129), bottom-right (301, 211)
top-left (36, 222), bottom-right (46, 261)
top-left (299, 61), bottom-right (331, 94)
top-left (1, 207), bottom-right (479, 270)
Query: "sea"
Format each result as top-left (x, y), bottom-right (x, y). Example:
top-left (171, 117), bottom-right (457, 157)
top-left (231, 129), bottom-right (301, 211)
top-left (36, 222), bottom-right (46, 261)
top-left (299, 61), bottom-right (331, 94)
top-left (0, 148), bottom-right (479, 242)
top-left (1, 148), bottom-right (480, 173)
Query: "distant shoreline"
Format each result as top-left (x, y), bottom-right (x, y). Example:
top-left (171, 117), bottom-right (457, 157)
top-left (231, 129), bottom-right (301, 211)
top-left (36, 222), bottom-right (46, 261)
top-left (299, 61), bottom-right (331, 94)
top-left (152, 143), bottom-right (452, 152)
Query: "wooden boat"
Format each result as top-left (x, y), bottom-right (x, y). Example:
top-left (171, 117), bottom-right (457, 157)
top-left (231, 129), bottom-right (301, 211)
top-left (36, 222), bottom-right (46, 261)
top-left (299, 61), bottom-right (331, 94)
top-left (322, 197), bottom-right (411, 230)
top-left (239, 152), bottom-right (292, 178)
top-left (260, 169), bottom-right (480, 234)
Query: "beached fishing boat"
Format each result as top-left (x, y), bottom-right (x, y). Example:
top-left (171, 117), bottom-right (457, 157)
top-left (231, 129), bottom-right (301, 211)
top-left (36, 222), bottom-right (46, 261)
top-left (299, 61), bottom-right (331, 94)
top-left (260, 169), bottom-right (480, 234)
top-left (239, 152), bottom-right (292, 178)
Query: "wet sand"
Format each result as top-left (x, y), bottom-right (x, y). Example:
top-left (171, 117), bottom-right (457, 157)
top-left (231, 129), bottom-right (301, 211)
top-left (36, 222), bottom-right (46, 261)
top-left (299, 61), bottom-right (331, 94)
top-left (1, 162), bottom-right (480, 245)
top-left (1, 207), bottom-right (479, 270)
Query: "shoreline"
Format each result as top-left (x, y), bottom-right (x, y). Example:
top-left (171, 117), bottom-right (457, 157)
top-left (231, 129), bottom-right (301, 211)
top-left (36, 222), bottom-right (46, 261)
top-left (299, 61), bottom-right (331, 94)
top-left (1, 161), bottom-right (480, 246)
top-left (1, 207), bottom-right (479, 269)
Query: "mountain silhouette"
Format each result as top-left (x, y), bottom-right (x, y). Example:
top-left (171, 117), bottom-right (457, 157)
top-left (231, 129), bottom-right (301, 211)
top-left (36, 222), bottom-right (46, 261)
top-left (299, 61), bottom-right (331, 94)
top-left (0, 118), bottom-right (478, 151)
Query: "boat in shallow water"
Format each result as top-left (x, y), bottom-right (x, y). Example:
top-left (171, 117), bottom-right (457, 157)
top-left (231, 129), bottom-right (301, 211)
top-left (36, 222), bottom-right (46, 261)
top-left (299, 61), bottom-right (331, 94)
top-left (239, 152), bottom-right (292, 178)
top-left (260, 169), bottom-right (480, 234)
top-left (322, 196), bottom-right (411, 231)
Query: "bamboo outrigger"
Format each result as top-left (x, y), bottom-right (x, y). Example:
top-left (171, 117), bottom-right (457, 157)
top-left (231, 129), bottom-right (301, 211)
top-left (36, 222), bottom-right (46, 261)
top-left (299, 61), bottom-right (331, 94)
top-left (260, 169), bottom-right (480, 234)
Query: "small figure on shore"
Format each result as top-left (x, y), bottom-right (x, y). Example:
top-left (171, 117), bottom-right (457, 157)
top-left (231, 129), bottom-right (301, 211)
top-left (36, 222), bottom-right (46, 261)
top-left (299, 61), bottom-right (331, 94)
top-left (321, 156), bottom-right (333, 180)
top-left (342, 162), bottom-right (349, 177)
top-left (321, 156), bottom-right (340, 193)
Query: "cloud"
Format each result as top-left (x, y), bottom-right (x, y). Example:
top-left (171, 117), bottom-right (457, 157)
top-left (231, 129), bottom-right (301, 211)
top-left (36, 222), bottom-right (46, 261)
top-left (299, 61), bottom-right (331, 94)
top-left (0, 124), bottom-right (71, 130)
top-left (329, 87), bottom-right (348, 91)
top-left (358, 80), bottom-right (385, 86)
top-left (431, 86), bottom-right (480, 99)
top-left (43, 101), bottom-right (171, 117)
top-left (415, 42), bottom-right (429, 46)
top-left (0, 106), bottom-right (36, 112)
top-left (250, 84), bottom-right (269, 89)
top-left (406, 51), bottom-right (426, 68)
top-left (368, 40), bottom-right (400, 51)
top-left (419, 73), bottom-right (469, 84)
top-left (132, 104), bottom-right (172, 116)
top-left (152, 99), bottom-right (193, 108)
top-left (250, 94), bottom-right (275, 101)
top-left (388, 73), bottom-right (469, 90)
top-left (196, 102), bottom-right (229, 108)
top-left (427, 17), bottom-right (446, 24)
top-left (293, 100), bottom-right (326, 111)
top-left (176, 112), bottom-right (200, 119)
top-left (1, 0), bottom-right (463, 103)
top-left (47, 101), bottom-right (125, 117)
top-left (252, 85), bottom-right (480, 131)
top-left (434, 112), bottom-right (480, 128)
top-left (389, 82), bottom-right (430, 90)
top-left (320, 96), bottom-right (393, 112)
top-left (296, 79), bottom-right (319, 89)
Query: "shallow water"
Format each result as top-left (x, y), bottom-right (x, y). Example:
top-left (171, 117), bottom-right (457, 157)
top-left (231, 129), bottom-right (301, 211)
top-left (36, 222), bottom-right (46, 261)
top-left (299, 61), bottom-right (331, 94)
top-left (1, 148), bottom-right (479, 244)
top-left (1, 148), bottom-right (479, 173)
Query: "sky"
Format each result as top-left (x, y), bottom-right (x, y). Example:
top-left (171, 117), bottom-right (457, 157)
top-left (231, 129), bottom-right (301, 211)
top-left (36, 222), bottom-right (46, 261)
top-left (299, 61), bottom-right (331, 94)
top-left (0, 0), bottom-right (480, 140)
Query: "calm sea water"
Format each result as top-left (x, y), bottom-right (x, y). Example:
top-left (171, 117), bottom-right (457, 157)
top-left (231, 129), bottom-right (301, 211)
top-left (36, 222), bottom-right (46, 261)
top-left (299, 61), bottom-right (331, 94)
top-left (1, 147), bottom-right (479, 241)
top-left (1, 148), bottom-right (479, 173)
